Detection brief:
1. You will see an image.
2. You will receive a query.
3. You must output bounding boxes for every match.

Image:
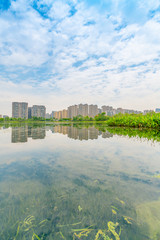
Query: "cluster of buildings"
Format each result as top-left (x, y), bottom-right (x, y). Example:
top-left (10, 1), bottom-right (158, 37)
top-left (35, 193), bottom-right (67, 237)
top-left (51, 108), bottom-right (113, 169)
top-left (50, 104), bottom-right (158, 120)
top-left (12, 102), bottom-right (46, 119)
top-left (0, 102), bottom-right (160, 120)
top-left (52, 104), bottom-right (99, 119)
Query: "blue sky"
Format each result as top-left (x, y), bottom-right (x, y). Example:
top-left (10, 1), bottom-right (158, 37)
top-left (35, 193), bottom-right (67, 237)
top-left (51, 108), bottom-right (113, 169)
top-left (0, 0), bottom-right (160, 115)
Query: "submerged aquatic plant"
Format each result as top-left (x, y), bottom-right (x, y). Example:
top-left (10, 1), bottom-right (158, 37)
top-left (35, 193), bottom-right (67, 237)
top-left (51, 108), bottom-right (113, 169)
top-left (153, 174), bottom-right (160, 179)
top-left (72, 220), bottom-right (121, 240)
top-left (123, 216), bottom-right (133, 225)
top-left (107, 222), bottom-right (120, 240)
top-left (13, 215), bottom-right (47, 240)
top-left (73, 226), bottom-right (94, 239)
top-left (95, 230), bottom-right (111, 240)
top-left (112, 209), bottom-right (117, 215)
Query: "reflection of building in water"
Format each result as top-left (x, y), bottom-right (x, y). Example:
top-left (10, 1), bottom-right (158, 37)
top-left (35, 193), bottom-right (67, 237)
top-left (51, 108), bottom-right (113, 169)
top-left (53, 126), bottom-right (108, 140)
top-left (102, 131), bottom-right (113, 138)
top-left (78, 128), bottom-right (89, 140)
top-left (11, 126), bottom-right (113, 142)
top-left (12, 126), bottom-right (28, 143)
top-left (61, 126), bottom-right (68, 135)
top-left (68, 127), bottom-right (78, 140)
top-left (88, 127), bottom-right (98, 139)
top-left (11, 126), bottom-right (46, 143)
top-left (31, 127), bottom-right (46, 139)
top-left (54, 125), bottom-right (63, 134)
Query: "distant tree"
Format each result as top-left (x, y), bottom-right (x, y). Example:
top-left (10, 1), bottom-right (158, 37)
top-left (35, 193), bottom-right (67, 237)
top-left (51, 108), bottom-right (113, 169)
top-left (94, 112), bottom-right (109, 121)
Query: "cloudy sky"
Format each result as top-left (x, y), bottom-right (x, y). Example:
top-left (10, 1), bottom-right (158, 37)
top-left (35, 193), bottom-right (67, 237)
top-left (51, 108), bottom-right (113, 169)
top-left (0, 0), bottom-right (160, 115)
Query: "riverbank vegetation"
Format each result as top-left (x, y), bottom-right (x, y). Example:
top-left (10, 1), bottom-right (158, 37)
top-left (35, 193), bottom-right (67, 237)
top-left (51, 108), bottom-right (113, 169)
top-left (1, 112), bottom-right (160, 129)
top-left (106, 112), bottom-right (160, 128)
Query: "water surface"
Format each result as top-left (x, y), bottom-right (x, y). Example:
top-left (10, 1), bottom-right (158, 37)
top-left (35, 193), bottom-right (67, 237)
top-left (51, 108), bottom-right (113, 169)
top-left (0, 124), bottom-right (160, 240)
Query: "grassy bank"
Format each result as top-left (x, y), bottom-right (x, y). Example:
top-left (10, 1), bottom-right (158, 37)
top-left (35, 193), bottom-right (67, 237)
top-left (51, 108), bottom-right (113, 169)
top-left (106, 113), bottom-right (160, 129)
top-left (1, 112), bottom-right (160, 129)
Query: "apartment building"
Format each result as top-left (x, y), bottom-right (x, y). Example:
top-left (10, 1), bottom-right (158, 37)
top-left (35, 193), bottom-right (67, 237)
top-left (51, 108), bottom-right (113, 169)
top-left (28, 107), bottom-right (32, 119)
top-left (89, 104), bottom-right (98, 118)
top-left (78, 104), bottom-right (88, 116)
top-left (68, 105), bottom-right (78, 118)
top-left (12, 102), bottom-right (28, 119)
top-left (32, 105), bottom-right (46, 118)
top-left (62, 109), bottom-right (68, 118)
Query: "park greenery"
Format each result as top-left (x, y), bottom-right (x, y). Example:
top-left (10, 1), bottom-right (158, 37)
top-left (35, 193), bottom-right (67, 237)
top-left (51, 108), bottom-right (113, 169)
top-left (1, 112), bottom-right (160, 129)
top-left (106, 112), bottom-right (160, 128)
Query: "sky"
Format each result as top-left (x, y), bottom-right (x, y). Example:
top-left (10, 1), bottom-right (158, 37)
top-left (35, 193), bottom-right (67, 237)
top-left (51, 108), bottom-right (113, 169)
top-left (0, 0), bottom-right (160, 115)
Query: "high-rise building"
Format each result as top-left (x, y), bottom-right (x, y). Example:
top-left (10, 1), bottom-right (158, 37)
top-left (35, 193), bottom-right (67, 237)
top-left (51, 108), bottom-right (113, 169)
top-left (78, 104), bottom-right (88, 116)
top-left (12, 102), bottom-right (28, 119)
top-left (89, 104), bottom-right (98, 118)
top-left (54, 112), bottom-right (58, 119)
top-left (28, 107), bottom-right (32, 119)
top-left (62, 109), bottom-right (68, 118)
top-left (58, 111), bottom-right (62, 119)
top-left (101, 105), bottom-right (114, 115)
top-left (32, 105), bottom-right (46, 118)
top-left (51, 111), bottom-right (55, 118)
top-left (68, 105), bottom-right (78, 119)
top-left (101, 105), bottom-right (113, 112)
top-left (0, 115), bottom-right (2, 118)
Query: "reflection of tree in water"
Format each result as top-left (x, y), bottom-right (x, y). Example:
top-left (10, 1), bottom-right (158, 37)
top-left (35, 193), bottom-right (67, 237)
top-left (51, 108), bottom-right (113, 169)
top-left (107, 127), bottom-right (160, 142)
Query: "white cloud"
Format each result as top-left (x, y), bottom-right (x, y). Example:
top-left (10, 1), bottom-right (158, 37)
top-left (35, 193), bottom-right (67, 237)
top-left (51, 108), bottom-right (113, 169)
top-left (0, 0), bottom-right (160, 115)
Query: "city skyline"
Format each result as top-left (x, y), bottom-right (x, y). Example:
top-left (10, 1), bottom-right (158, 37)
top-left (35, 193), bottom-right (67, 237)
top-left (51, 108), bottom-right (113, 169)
top-left (0, 0), bottom-right (160, 114)
top-left (8, 101), bottom-right (157, 120)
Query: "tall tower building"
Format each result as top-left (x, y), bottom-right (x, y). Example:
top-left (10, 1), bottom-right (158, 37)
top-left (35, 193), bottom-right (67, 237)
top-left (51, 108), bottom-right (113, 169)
top-left (68, 105), bottom-right (78, 119)
top-left (89, 104), bottom-right (98, 118)
top-left (28, 107), bottom-right (32, 119)
top-left (62, 109), bottom-right (68, 118)
top-left (12, 102), bottom-right (28, 119)
top-left (32, 105), bottom-right (46, 118)
top-left (58, 111), bottom-right (62, 119)
top-left (78, 104), bottom-right (88, 116)
top-left (54, 112), bottom-right (58, 119)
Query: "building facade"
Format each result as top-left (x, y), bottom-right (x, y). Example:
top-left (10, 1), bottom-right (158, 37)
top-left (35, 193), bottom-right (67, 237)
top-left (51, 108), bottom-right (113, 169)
top-left (68, 105), bottom-right (78, 118)
top-left (62, 109), bottom-right (68, 118)
top-left (12, 102), bottom-right (28, 119)
top-left (28, 107), bottom-right (32, 119)
top-left (89, 104), bottom-right (98, 118)
top-left (78, 104), bottom-right (88, 116)
top-left (32, 105), bottom-right (46, 118)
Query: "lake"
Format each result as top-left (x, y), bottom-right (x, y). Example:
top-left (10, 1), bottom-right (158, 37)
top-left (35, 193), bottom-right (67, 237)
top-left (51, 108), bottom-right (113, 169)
top-left (0, 124), bottom-right (160, 240)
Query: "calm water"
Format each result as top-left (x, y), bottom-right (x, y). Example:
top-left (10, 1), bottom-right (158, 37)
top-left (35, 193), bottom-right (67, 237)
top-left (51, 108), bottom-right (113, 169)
top-left (0, 124), bottom-right (160, 240)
